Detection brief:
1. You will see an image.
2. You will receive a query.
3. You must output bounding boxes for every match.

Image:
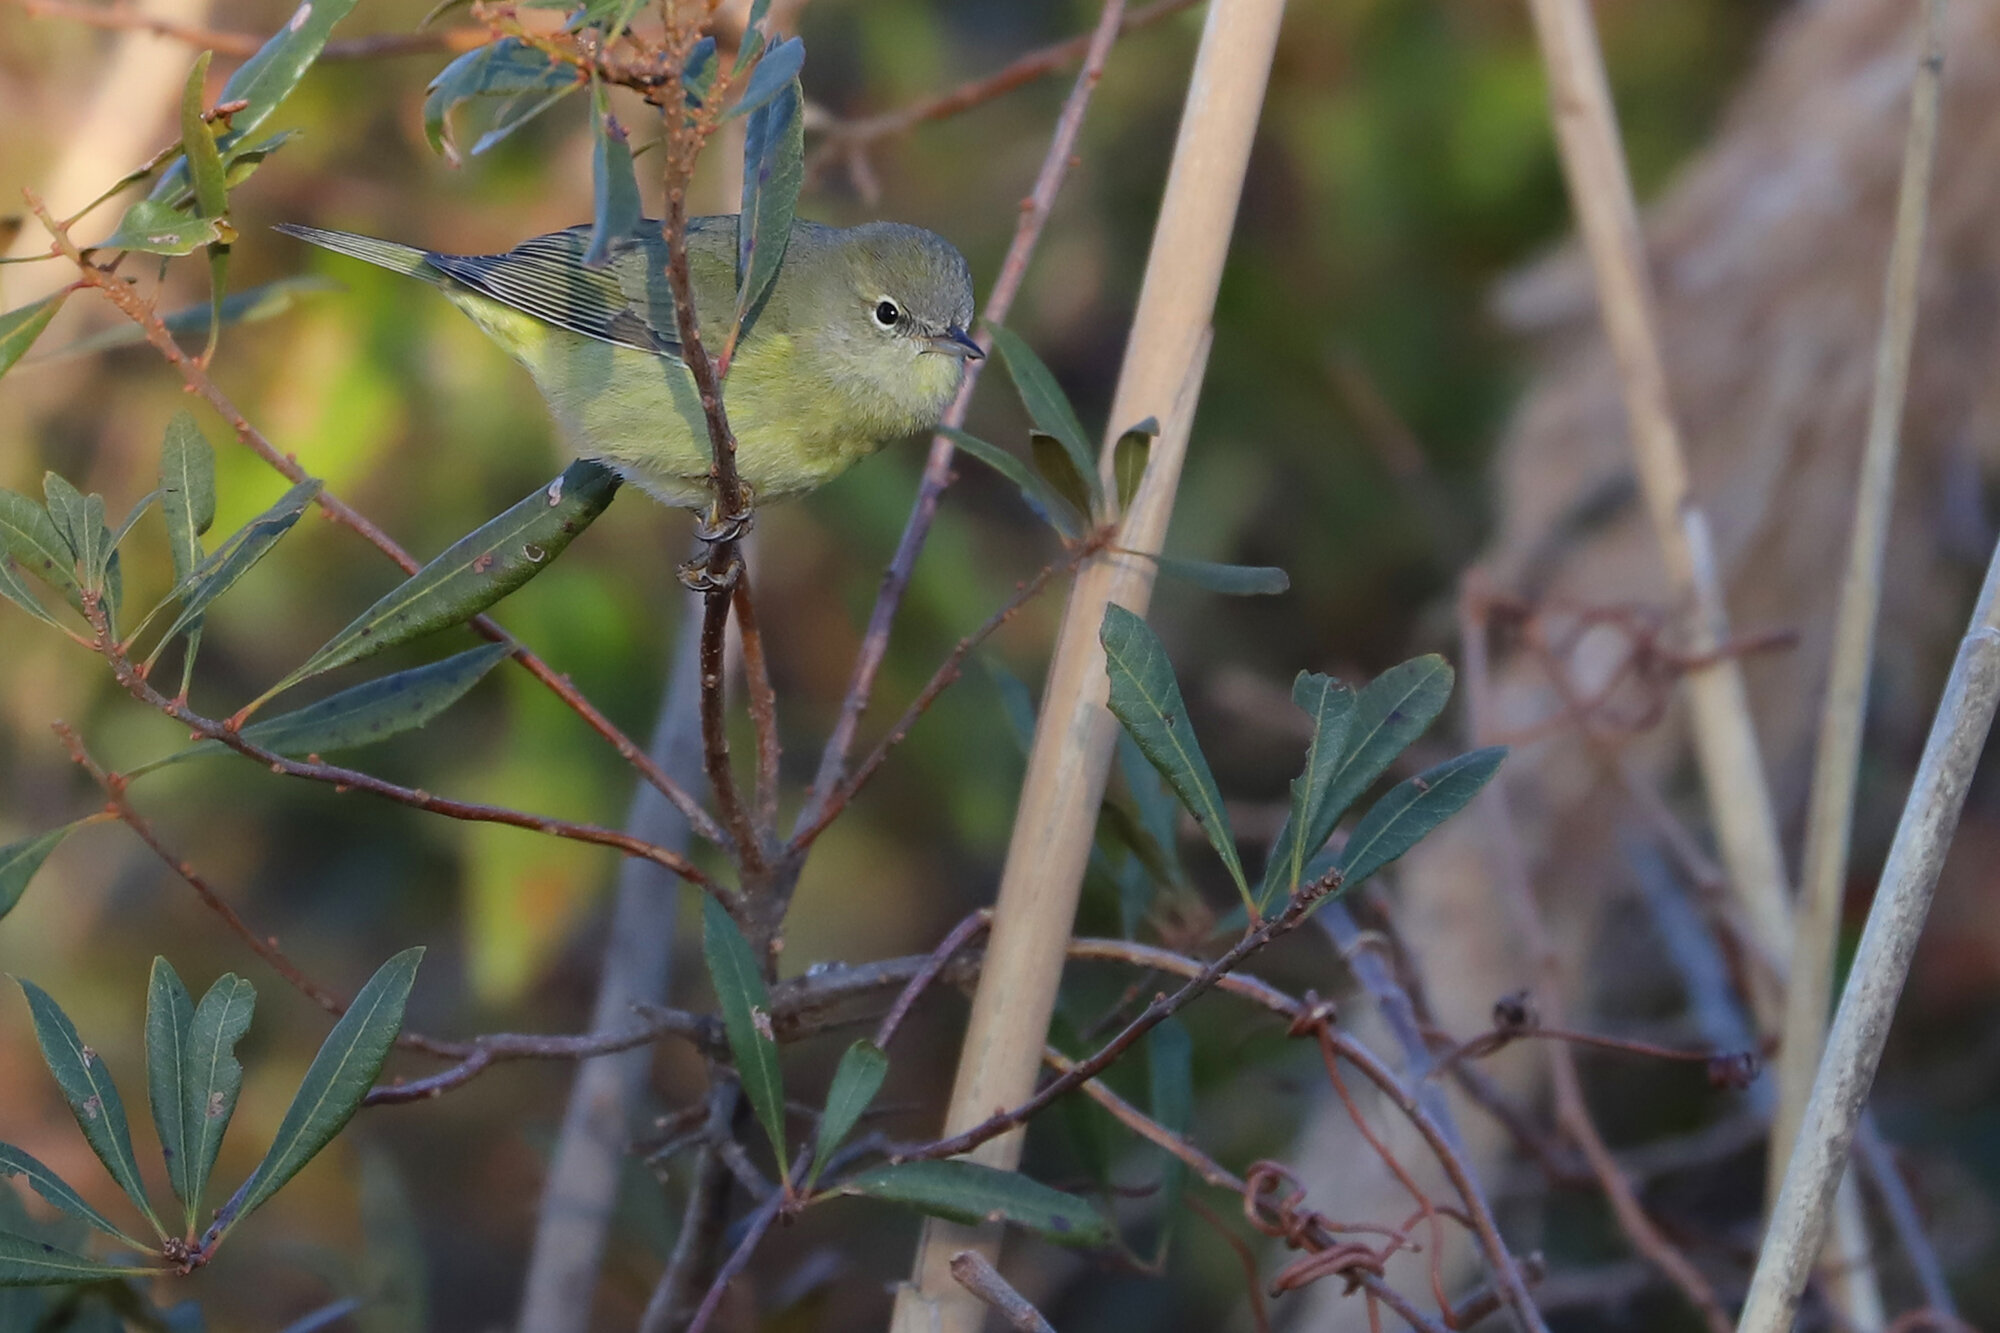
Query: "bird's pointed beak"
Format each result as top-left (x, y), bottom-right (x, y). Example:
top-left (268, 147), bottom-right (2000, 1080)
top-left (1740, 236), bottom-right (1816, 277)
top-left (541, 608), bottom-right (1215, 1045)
top-left (930, 326), bottom-right (984, 360)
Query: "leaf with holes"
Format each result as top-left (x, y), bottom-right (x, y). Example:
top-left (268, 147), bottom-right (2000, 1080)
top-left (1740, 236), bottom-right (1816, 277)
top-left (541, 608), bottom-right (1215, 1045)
top-left (17, 981), bottom-right (166, 1239)
top-left (207, 950), bottom-right (417, 1245)
top-left (702, 897), bottom-right (786, 1171)
top-left (181, 974), bottom-right (254, 1232)
top-left (1099, 604), bottom-right (1250, 912)
top-left (262, 461), bottom-right (616, 702)
top-left (833, 1161), bottom-right (1109, 1248)
top-left (1333, 747), bottom-right (1505, 893)
top-left (808, 1040), bottom-right (887, 1189)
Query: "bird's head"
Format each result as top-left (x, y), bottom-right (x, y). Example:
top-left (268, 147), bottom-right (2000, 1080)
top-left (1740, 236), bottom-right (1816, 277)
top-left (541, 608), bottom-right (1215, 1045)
top-left (815, 222), bottom-right (979, 432)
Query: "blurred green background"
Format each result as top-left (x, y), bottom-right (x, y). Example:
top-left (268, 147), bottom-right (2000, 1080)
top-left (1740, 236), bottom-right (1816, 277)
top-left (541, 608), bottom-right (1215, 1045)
top-left (11, 1), bottom-right (1955, 1329)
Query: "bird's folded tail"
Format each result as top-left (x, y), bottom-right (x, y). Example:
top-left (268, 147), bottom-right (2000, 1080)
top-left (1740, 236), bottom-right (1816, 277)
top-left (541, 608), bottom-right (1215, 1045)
top-left (273, 224), bottom-right (436, 278)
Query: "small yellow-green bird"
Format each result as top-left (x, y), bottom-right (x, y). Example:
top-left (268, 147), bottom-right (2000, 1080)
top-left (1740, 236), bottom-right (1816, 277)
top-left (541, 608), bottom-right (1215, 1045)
top-left (275, 216), bottom-right (980, 510)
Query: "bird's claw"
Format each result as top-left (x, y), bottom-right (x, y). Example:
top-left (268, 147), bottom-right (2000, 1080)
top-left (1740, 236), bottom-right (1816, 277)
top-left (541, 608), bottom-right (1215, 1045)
top-left (677, 553), bottom-right (743, 594)
top-left (694, 486), bottom-right (757, 544)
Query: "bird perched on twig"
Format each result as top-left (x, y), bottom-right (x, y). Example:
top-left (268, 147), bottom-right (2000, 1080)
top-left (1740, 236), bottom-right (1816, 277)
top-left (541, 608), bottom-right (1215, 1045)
top-left (276, 216), bottom-right (980, 514)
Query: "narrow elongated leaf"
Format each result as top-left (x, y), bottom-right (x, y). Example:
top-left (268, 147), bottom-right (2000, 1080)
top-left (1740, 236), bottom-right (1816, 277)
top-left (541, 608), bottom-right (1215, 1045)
top-left (1151, 556), bottom-right (1289, 597)
top-left (729, 75), bottom-right (802, 358)
top-left (1112, 419), bottom-right (1155, 512)
top-left (582, 85), bottom-right (639, 269)
top-left (147, 478), bottom-right (319, 654)
top-left (0, 558), bottom-right (61, 631)
top-left (210, 949), bottom-right (419, 1243)
top-left (1260, 673), bottom-right (1358, 907)
top-left (808, 1041), bottom-right (887, 1189)
top-left (17, 981), bottom-right (165, 1239)
top-left (142, 644), bottom-right (513, 776)
top-left (0, 1230), bottom-right (137, 1286)
top-left (0, 490), bottom-right (80, 609)
top-left (681, 34), bottom-right (719, 108)
top-left (96, 201), bottom-right (229, 257)
top-left (1099, 605), bottom-right (1249, 910)
top-left (40, 474), bottom-right (99, 591)
top-left (268, 461), bottom-right (616, 698)
top-left (988, 324), bottom-right (1097, 503)
top-left (724, 34), bottom-right (803, 121)
top-left (0, 1144), bottom-right (146, 1249)
top-left (154, 0), bottom-right (362, 199)
top-left (1146, 1018), bottom-right (1192, 1261)
top-left (159, 411), bottom-right (215, 584)
top-left (179, 53), bottom-right (228, 220)
top-left (1116, 730), bottom-right (1181, 886)
top-left (180, 974), bottom-right (254, 1229)
top-left (1030, 431), bottom-right (1096, 522)
top-left (939, 428), bottom-right (1084, 539)
top-left (1311, 655), bottom-right (1456, 848)
top-left (702, 897), bottom-right (786, 1170)
top-left (144, 960), bottom-right (196, 1224)
top-left (834, 1161), bottom-right (1109, 1248)
top-left (1333, 747), bottom-right (1505, 892)
top-left (0, 824), bottom-right (77, 921)
top-left (0, 293), bottom-right (64, 380)
top-left (40, 277), bottom-right (334, 362)
top-left (423, 38), bottom-right (579, 164)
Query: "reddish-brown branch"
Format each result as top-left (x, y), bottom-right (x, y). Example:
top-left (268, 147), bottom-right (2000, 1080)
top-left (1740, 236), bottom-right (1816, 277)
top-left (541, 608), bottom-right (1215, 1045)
top-left (8, 0), bottom-right (487, 58)
top-left (796, 0), bottom-right (1131, 832)
top-left (875, 910), bottom-right (992, 1050)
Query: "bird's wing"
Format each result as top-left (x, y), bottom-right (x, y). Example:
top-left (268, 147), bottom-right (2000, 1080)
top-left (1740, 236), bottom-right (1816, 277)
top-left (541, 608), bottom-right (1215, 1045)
top-left (425, 225), bottom-right (684, 358)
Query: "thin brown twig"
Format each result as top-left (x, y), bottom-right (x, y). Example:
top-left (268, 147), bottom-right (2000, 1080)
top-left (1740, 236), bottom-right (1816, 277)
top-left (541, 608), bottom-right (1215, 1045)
top-left (796, 0), bottom-right (1132, 834)
top-left (638, 1084), bottom-right (738, 1333)
top-left (875, 910), bottom-right (992, 1050)
top-left (28, 196), bottom-right (730, 852)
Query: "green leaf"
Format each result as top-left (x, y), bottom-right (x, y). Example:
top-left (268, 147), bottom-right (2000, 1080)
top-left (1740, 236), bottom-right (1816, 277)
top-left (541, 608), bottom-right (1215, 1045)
top-left (582, 84), bottom-right (640, 270)
top-left (0, 1230), bottom-right (138, 1286)
top-left (423, 38), bottom-right (580, 165)
top-left (1310, 655), bottom-right (1457, 854)
top-left (1030, 431), bottom-right (1096, 522)
top-left (0, 1143), bottom-right (147, 1249)
top-left (17, 980), bottom-right (166, 1239)
top-left (724, 34), bottom-right (803, 121)
top-left (222, 129), bottom-right (298, 188)
top-left (729, 72), bottom-right (803, 358)
top-left (159, 410), bottom-right (215, 585)
top-left (154, 0), bottom-right (362, 199)
top-left (37, 277), bottom-right (334, 362)
top-left (1151, 556), bottom-right (1288, 597)
top-left (1116, 729), bottom-right (1181, 887)
top-left (701, 897), bottom-right (786, 1171)
top-left (0, 491), bottom-right (82, 614)
top-left (939, 428), bottom-right (1084, 539)
top-left (0, 824), bottom-right (77, 921)
top-left (145, 478), bottom-right (319, 658)
top-left (1259, 673), bottom-right (1358, 907)
top-left (808, 1041), bottom-right (887, 1189)
top-left (180, 974), bottom-right (253, 1232)
top-left (0, 293), bottom-right (65, 380)
top-left (834, 1161), bottom-right (1109, 1248)
top-left (179, 53), bottom-right (228, 220)
top-left (138, 644), bottom-right (513, 776)
top-left (96, 200), bottom-right (228, 257)
top-left (988, 324), bottom-right (1097, 505)
top-left (1146, 1017), bottom-right (1192, 1262)
top-left (681, 35), bottom-right (719, 108)
top-left (143, 960), bottom-right (196, 1228)
top-left (209, 949), bottom-right (419, 1244)
top-left (0, 558), bottom-right (62, 632)
top-left (1333, 748), bottom-right (1505, 892)
top-left (1113, 418), bottom-right (1155, 511)
top-left (264, 461), bottom-right (616, 699)
top-left (1099, 604), bottom-right (1250, 912)
top-left (40, 473), bottom-right (104, 595)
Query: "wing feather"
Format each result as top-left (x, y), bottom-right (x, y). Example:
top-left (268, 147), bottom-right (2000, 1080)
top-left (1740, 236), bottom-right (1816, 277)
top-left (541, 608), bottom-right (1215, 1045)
top-left (426, 226), bottom-right (683, 358)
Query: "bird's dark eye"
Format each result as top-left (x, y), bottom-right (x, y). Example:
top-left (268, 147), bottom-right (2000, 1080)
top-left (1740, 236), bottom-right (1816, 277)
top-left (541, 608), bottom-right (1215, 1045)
top-left (873, 299), bottom-right (901, 328)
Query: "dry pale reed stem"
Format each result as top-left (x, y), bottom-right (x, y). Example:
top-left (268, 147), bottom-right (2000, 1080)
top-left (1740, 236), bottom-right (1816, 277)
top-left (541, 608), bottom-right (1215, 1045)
top-left (1740, 535), bottom-right (2000, 1332)
top-left (1771, 0), bottom-right (1948, 1206)
top-left (1521, 0), bottom-right (1792, 996)
top-left (889, 2), bottom-right (1285, 1328)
